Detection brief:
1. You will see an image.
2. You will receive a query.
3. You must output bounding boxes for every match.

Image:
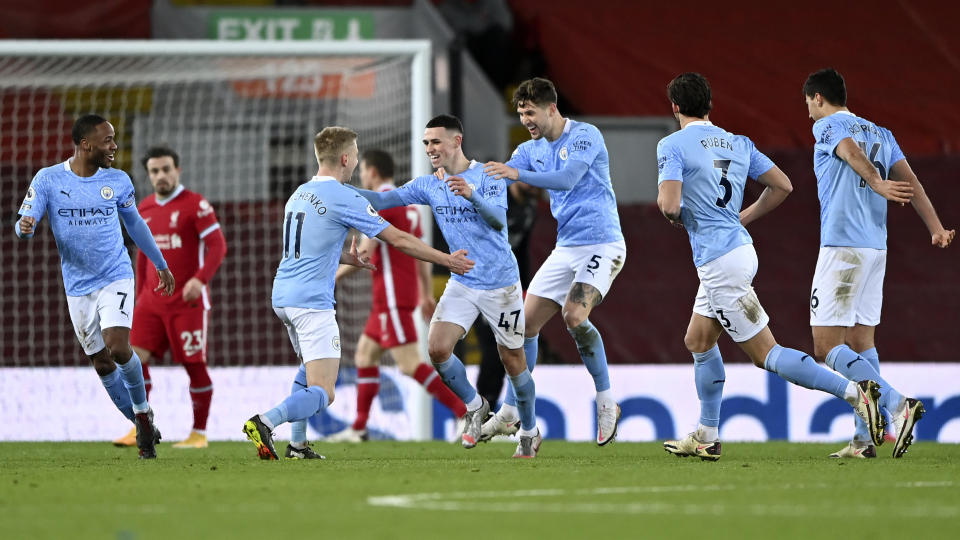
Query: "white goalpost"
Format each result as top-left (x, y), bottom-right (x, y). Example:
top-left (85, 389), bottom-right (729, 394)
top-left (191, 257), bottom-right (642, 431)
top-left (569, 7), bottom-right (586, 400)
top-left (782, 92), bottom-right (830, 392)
top-left (0, 40), bottom-right (437, 441)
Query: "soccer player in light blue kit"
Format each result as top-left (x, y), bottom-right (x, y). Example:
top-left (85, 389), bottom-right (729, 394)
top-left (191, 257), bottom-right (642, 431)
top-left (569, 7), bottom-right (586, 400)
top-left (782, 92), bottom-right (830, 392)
top-left (242, 126), bottom-right (474, 460)
top-left (15, 114), bottom-right (175, 459)
top-left (655, 73), bottom-right (885, 461)
top-left (483, 78), bottom-right (625, 446)
top-left (803, 68), bottom-right (954, 459)
top-left (351, 115), bottom-right (542, 458)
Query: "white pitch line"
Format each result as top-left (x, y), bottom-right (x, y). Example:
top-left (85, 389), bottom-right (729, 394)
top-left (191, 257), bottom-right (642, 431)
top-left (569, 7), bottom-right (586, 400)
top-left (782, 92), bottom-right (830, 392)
top-left (367, 482), bottom-right (959, 518)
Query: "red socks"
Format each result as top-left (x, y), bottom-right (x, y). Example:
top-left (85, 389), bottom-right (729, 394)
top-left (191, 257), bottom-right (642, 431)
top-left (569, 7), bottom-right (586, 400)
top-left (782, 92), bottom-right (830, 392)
top-left (183, 362), bottom-right (213, 431)
top-left (353, 366), bottom-right (380, 431)
top-left (414, 363), bottom-right (466, 418)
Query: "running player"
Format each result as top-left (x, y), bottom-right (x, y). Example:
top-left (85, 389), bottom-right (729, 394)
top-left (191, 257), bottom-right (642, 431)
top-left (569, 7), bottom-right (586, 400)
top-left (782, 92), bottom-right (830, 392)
top-left (802, 68), bottom-right (953, 458)
top-left (15, 114), bottom-right (174, 459)
top-left (351, 115), bottom-right (542, 458)
top-left (655, 73), bottom-right (884, 461)
top-left (241, 126), bottom-right (473, 460)
top-left (483, 77), bottom-right (625, 446)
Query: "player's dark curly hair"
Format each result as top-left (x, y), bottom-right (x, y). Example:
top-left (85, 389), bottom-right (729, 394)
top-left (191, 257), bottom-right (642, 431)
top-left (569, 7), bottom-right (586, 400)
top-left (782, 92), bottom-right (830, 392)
top-left (512, 77), bottom-right (558, 109)
top-left (667, 73), bottom-right (712, 118)
top-left (141, 145), bottom-right (181, 170)
top-left (425, 114), bottom-right (463, 134)
top-left (361, 149), bottom-right (394, 179)
top-left (71, 114), bottom-right (108, 145)
top-left (803, 68), bottom-right (847, 106)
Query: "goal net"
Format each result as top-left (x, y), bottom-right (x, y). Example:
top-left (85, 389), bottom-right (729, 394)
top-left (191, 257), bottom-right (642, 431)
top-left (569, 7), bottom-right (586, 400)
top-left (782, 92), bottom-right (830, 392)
top-left (0, 40), bottom-right (431, 378)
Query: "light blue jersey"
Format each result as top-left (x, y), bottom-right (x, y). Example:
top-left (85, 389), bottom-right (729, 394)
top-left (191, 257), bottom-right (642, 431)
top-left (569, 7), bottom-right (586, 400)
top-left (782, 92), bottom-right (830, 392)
top-left (272, 177), bottom-right (388, 310)
top-left (657, 121), bottom-right (775, 267)
top-left (508, 119), bottom-right (623, 247)
top-left (812, 111), bottom-right (904, 249)
top-left (396, 161), bottom-right (518, 290)
top-left (18, 161), bottom-right (142, 296)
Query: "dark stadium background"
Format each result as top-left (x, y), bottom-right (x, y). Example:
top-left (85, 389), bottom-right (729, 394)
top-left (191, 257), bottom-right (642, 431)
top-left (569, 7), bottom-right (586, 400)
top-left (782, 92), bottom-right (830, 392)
top-left (2, 0), bottom-right (957, 367)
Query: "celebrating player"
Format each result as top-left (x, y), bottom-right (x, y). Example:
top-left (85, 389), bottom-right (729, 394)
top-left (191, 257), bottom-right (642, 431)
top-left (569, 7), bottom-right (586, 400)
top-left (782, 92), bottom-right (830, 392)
top-left (802, 68), bottom-right (954, 459)
top-left (655, 73), bottom-right (885, 461)
top-left (113, 146), bottom-right (227, 450)
top-left (483, 78), bottom-right (625, 446)
top-left (242, 126), bottom-right (473, 460)
top-left (324, 149), bottom-right (466, 442)
top-left (15, 114), bottom-right (174, 459)
top-left (351, 115), bottom-right (542, 458)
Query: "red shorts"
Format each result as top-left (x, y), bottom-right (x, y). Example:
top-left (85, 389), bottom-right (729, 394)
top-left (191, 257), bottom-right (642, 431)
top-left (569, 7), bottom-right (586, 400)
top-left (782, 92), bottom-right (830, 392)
top-left (362, 306), bottom-right (418, 349)
top-left (130, 299), bottom-right (208, 364)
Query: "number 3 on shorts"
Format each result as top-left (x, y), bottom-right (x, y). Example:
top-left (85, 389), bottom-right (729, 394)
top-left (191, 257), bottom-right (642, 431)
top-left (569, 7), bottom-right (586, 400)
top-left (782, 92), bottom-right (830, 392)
top-left (498, 310), bottom-right (521, 336)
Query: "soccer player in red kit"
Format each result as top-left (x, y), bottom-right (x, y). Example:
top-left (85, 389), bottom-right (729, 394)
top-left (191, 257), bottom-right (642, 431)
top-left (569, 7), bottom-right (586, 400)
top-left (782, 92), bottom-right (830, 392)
top-left (326, 149), bottom-right (466, 442)
top-left (114, 146), bottom-right (227, 449)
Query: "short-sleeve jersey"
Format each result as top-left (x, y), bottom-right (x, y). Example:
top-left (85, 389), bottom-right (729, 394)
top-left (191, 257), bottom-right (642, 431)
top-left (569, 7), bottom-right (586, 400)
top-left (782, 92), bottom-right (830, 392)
top-left (136, 185), bottom-right (221, 306)
top-left (370, 184), bottom-right (422, 310)
top-left (272, 177), bottom-right (388, 310)
top-left (18, 160), bottom-right (138, 296)
top-left (657, 121), bottom-right (775, 267)
top-left (507, 119), bottom-right (623, 247)
top-left (812, 111), bottom-right (905, 249)
top-left (394, 161), bottom-right (518, 290)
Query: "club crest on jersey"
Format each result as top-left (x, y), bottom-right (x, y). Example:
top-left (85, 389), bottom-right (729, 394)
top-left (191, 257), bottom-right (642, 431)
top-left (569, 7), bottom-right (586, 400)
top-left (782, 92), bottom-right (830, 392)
top-left (332, 335), bottom-right (341, 351)
top-left (100, 186), bottom-right (114, 199)
top-left (25, 187), bottom-right (36, 201)
top-left (169, 210), bottom-right (180, 228)
top-left (559, 146), bottom-right (568, 160)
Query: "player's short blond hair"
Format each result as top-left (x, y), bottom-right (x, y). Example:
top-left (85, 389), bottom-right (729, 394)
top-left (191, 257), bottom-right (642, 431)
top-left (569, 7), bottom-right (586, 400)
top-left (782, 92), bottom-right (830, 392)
top-left (314, 126), bottom-right (358, 165)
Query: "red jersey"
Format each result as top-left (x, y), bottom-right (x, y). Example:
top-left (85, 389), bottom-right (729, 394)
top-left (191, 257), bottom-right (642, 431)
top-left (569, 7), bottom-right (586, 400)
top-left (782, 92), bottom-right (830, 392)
top-left (136, 185), bottom-right (227, 309)
top-left (370, 185), bottom-right (422, 310)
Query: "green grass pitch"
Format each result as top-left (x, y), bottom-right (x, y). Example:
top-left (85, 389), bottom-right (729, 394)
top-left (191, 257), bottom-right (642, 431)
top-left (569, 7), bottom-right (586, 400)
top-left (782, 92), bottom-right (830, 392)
top-left (1, 440), bottom-right (957, 539)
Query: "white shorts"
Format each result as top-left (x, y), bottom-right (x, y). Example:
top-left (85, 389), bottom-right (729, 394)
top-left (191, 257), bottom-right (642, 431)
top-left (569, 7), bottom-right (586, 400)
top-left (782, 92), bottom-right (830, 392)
top-left (527, 240), bottom-right (627, 306)
top-left (273, 307), bottom-right (341, 362)
top-left (810, 246), bottom-right (886, 327)
top-left (432, 279), bottom-right (525, 349)
top-left (66, 278), bottom-right (135, 355)
top-left (693, 244), bottom-right (770, 343)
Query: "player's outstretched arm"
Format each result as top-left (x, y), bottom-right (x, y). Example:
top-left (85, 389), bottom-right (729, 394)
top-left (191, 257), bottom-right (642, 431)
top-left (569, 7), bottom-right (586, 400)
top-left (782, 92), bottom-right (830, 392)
top-left (740, 166), bottom-right (793, 227)
top-left (657, 180), bottom-right (683, 225)
top-left (889, 159), bottom-right (956, 248)
top-left (118, 208), bottom-right (175, 295)
top-left (485, 160), bottom-right (589, 191)
top-left (445, 175), bottom-right (506, 230)
top-left (345, 183), bottom-right (405, 211)
top-left (835, 138), bottom-right (913, 203)
top-left (376, 224), bottom-right (474, 276)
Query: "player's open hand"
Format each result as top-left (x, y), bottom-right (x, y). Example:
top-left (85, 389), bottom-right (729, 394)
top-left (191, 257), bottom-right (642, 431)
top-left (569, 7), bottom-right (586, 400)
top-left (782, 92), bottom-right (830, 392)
top-left (446, 175), bottom-right (472, 198)
top-left (483, 161), bottom-right (519, 181)
top-left (433, 167), bottom-right (446, 181)
top-left (348, 236), bottom-right (377, 271)
top-left (932, 228), bottom-right (956, 248)
top-left (18, 216), bottom-right (36, 236)
top-left (182, 277), bottom-right (204, 302)
top-left (873, 180), bottom-right (913, 204)
top-left (447, 249), bottom-right (475, 275)
top-left (155, 268), bottom-right (175, 296)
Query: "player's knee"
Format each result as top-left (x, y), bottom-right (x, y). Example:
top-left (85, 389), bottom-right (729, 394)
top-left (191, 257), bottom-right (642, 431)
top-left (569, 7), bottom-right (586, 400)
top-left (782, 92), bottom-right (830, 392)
top-left (428, 345), bottom-right (452, 364)
top-left (683, 332), bottom-right (713, 354)
top-left (561, 308), bottom-right (588, 329)
top-left (90, 356), bottom-right (115, 376)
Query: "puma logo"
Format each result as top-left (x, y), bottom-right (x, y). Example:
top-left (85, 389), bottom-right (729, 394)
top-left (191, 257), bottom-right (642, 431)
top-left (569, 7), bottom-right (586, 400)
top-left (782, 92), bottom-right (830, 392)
top-left (60, 190), bottom-right (70, 198)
